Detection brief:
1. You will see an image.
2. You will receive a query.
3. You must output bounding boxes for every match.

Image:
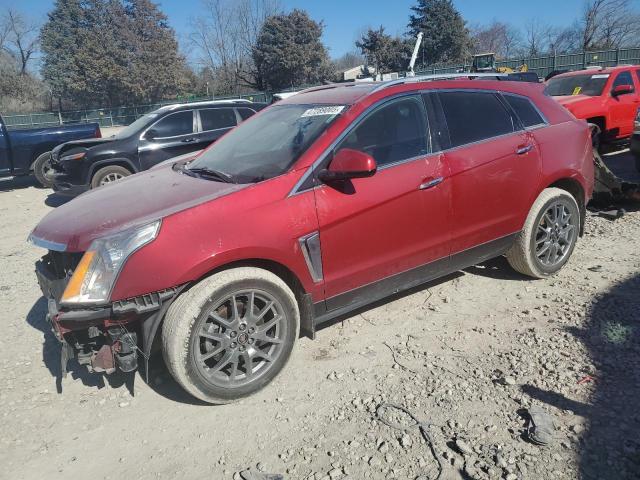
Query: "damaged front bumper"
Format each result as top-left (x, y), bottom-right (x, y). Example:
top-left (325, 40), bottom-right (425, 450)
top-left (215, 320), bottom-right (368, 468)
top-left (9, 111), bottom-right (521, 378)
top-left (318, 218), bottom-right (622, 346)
top-left (35, 254), bottom-right (180, 378)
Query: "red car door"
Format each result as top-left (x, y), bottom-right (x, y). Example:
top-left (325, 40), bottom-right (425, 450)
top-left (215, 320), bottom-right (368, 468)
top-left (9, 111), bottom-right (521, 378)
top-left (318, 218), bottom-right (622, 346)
top-left (609, 70), bottom-right (639, 138)
top-left (314, 95), bottom-right (451, 312)
top-left (436, 90), bottom-right (542, 255)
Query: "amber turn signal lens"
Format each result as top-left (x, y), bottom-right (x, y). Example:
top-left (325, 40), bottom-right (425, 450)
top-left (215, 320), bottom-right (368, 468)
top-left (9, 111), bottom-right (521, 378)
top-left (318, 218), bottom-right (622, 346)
top-left (61, 251), bottom-right (96, 302)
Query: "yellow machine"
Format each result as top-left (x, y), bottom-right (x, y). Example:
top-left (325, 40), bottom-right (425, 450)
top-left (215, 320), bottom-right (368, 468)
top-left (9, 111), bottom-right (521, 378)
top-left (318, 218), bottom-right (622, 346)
top-left (471, 53), bottom-right (528, 73)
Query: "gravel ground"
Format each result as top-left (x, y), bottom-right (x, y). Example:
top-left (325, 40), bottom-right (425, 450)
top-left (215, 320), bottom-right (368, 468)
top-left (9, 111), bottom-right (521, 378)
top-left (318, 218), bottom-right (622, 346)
top-left (0, 152), bottom-right (639, 480)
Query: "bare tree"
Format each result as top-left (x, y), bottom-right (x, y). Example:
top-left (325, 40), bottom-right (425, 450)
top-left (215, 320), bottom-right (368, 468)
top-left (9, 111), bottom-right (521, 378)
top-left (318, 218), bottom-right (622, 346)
top-left (577, 0), bottom-right (640, 49)
top-left (523, 19), bottom-right (551, 56)
top-left (546, 26), bottom-right (578, 54)
top-left (2, 9), bottom-right (39, 75)
top-left (190, 0), bottom-right (280, 93)
top-left (470, 20), bottom-right (522, 58)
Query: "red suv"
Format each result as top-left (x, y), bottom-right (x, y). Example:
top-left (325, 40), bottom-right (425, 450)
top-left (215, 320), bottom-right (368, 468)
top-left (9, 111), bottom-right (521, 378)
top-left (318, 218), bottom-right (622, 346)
top-left (546, 65), bottom-right (640, 148)
top-left (30, 77), bottom-right (594, 403)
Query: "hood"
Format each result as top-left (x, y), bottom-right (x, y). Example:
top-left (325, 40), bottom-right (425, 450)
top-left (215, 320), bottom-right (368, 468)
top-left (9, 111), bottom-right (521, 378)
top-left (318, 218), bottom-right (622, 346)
top-left (31, 164), bottom-right (248, 252)
top-left (552, 94), bottom-right (594, 107)
top-left (52, 137), bottom-right (116, 160)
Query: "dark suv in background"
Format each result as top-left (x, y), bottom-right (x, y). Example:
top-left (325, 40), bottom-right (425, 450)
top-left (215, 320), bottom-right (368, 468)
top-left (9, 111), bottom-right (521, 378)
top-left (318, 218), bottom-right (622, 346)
top-left (48, 100), bottom-right (267, 194)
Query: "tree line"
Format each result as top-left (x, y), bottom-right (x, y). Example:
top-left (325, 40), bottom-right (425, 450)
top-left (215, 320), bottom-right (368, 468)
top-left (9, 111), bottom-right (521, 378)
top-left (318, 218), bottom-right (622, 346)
top-left (1, 0), bottom-right (640, 114)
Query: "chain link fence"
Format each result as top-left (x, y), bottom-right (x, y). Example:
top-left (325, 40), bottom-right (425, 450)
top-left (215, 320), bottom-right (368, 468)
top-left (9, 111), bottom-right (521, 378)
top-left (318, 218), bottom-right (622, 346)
top-left (4, 47), bottom-right (640, 130)
top-left (3, 92), bottom-right (270, 130)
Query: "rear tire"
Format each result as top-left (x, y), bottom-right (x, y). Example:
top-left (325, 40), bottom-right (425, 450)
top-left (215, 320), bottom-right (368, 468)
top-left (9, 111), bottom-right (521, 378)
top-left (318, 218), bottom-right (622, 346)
top-left (507, 188), bottom-right (580, 279)
top-left (635, 154), bottom-right (640, 174)
top-left (162, 267), bottom-right (300, 404)
top-left (32, 152), bottom-right (54, 188)
top-left (90, 165), bottom-right (131, 188)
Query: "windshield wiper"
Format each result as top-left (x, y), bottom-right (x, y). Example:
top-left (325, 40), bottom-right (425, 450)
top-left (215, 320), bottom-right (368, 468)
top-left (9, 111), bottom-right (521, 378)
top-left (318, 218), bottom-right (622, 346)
top-left (185, 166), bottom-right (236, 183)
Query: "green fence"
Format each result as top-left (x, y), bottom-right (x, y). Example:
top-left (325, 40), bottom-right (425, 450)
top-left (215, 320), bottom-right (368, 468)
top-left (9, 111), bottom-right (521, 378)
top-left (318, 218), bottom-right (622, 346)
top-left (415, 47), bottom-right (640, 78)
top-left (3, 91), bottom-right (270, 130)
top-left (5, 46), bottom-right (640, 130)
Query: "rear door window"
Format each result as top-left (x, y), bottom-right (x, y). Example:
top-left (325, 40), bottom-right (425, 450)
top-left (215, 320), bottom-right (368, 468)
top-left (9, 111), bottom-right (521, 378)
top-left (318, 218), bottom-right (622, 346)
top-left (151, 111), bottom-right (194, 138)
top-left (438, 91), bottom-right (515, 147)
top-left (504, 95), bottom-right (545, 128)
top-left (337, 95), bottom-right (429, 167)
top-left (200, 108), bottom-right (237, 131)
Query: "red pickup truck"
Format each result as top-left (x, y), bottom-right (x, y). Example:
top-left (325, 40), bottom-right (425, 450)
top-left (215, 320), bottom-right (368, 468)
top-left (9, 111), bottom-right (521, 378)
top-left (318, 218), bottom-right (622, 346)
top-left (546, 65), bottom-right (640, 149)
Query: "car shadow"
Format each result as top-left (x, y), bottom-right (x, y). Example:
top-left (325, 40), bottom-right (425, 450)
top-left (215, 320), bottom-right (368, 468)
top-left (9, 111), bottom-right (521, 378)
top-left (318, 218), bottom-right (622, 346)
top-left (315, 271), bottom-right (464, 333)
top-left (0, 175), bottom-right (42, 192)
top-left (44, 192), bottom-right (74, 207)
top-left (26, 296), bottom-right (208, 405)
top-left (521, 273), bottom-right (640, 479)
top-left (463, 256), bottom-right (528, 281)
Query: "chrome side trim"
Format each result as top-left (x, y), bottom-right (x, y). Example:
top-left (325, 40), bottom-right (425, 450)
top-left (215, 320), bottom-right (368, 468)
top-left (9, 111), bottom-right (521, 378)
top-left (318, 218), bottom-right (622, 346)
top-left (299, 232), bottom-right (323, 283)
top-left (28, 233), bottom-right (67, 252)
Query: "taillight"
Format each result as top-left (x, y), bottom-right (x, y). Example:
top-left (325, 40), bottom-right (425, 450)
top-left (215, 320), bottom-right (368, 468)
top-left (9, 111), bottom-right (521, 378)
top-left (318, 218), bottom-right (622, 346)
top-left (95, 126), bottom-right (102, 138)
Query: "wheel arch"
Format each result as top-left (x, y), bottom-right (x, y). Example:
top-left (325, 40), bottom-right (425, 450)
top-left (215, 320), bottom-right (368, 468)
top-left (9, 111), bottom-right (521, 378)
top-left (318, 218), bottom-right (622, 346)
top-left (547, 177), bottom-right (586, 236)
top-left (29, 149), bottom-right (52, 171)
top-left (144, 257), bottom-right (314, 361)
top-left (87, 158), bottom-right (138, 182)
top-left (586, 116), bottom-right (606, 132)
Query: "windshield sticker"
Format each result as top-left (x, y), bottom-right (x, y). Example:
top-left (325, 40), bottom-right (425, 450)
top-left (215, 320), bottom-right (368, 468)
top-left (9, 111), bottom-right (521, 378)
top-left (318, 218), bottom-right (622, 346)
top-left (591, 74), bottom-right (610, 79)
top-left (301, 106), bottom-right (345, 117)
top-left (572, 86), bottom-right (582, 95)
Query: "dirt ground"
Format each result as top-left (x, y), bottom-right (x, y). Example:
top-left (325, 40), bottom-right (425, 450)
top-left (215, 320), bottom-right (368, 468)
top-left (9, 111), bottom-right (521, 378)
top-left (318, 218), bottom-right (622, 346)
top-left (0, 152), bottom-right (639, 480)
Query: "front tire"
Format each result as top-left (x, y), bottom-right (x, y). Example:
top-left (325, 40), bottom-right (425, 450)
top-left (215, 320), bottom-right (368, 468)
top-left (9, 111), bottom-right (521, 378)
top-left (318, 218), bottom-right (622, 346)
top-left (32, 152), bottom-right (54, 188)
top-left (507, 188), bottom-right (580, 278)
top-left (90, 165), bottom-right (131, 188)
top-left (162, 267), bottom-right (300, 404)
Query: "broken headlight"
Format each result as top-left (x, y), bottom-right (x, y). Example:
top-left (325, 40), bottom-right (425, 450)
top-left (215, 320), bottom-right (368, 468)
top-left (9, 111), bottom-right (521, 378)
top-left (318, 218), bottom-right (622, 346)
top-left (61, 221), bottom-right (160, 305)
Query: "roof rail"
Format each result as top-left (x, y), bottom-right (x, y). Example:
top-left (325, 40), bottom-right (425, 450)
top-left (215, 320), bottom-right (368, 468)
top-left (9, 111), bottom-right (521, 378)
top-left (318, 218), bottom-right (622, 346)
top-left (165, 99), bottom-right (254, 110)
top-left (371, 72), bottom-right (509, 93)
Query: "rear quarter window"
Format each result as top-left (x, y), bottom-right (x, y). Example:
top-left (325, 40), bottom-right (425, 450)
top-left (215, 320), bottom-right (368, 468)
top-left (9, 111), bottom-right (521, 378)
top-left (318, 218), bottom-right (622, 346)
top-left (504, 95), bottom-right (545, 128)
top-left (237, 108), bottom-right (257, 121)
top-left (438, 91), bottom-right (515, 147)
top-left (200, 108), bottom-right (237, 131)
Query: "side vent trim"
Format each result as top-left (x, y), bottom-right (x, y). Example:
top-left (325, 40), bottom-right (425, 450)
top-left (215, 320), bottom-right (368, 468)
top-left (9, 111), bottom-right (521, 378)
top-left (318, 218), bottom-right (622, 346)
top-left (299, 232), bottom-right (323, 283)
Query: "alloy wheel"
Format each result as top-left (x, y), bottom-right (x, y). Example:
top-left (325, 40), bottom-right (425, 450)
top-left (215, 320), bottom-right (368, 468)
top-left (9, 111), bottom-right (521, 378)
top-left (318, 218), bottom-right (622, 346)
top-left (100, 172), bottom-right (125, 185)
top-left (535, 201), bottom-right (577, 267)
top-left (193, 289), bottom-right (287, 388)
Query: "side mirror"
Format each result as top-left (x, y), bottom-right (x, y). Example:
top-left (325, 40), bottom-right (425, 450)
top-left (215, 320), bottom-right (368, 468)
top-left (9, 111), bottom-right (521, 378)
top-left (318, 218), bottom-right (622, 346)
top-left (145, 128), bottom-right (159, 140)
top-left (317, 149), bottom-right (377, 183)
top-left (612, 84), bottom-right (634, 96)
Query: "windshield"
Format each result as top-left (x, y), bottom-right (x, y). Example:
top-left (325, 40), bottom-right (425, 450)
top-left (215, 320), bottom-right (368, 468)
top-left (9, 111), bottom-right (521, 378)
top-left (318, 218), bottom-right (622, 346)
top-left (545, 73), bottom-right (610, 97)
top-left (113, 112), bottom-right (161, 138)
top-left (187, 104), bottom-right (345, 183)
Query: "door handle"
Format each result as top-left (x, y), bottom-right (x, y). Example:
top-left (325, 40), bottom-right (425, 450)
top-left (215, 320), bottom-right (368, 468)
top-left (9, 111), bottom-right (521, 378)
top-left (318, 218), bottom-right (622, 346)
top-left (419, 177), bottom-right (444, 190)
top-left (516, 144), bottom-right (534, 155)
top-left (182, 137), bottom-right (197, 143)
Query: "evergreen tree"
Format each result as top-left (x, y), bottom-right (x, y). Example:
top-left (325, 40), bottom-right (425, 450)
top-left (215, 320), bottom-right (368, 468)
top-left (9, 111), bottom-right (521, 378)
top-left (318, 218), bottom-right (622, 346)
top-left (407, 0), bottom-right (471, 65)
top-left (122, 0), bottom-right (191, 103)
top-left (253, 9), bottom-right (331, 90)
top-left (40, 0), bottom-right (191, 107)
top-left (40, 0), bottom-right (87, 104)
top-left (356, 27), bottom-right (412, 75)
